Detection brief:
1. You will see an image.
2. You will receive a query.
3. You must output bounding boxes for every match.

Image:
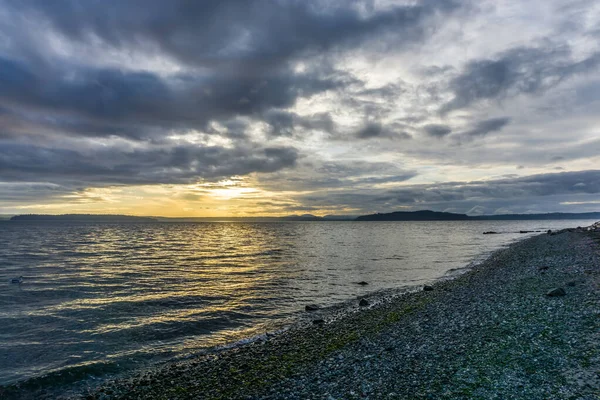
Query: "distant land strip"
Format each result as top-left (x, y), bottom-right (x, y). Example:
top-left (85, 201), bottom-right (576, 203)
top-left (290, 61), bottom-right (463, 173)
top-left (354, 210), bottom-right (600, 221)
top-left (7, 210), bottom-right (600, 222)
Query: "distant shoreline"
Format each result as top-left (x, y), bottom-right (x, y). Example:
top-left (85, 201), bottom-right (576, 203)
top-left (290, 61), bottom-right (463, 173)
top-left (7, 210), bottom-right (600, 223)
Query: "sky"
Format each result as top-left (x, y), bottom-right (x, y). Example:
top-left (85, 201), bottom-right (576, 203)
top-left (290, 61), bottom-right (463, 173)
top-left (0, 0), bottom-right (599, 217)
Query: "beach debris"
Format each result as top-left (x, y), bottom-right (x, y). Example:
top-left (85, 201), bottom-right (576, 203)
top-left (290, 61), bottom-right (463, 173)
top-left (483, 231), bottom-right (498, 235)
top-left (10, 276), bottom-right (23, 284)
top-left (359, 299), bottom-right (370, 307)
top-left (356, 281), bottom-right (369, 286)
top-left (305, 304), bottom-right (320, 312)
top-left (546, 287), bottom-right (566, 297)
top-left (423, 285), bottom-right (434, 291)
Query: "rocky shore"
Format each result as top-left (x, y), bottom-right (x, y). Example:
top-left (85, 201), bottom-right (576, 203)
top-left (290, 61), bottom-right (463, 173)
top-left (4, 228), bottom-right (600, 400)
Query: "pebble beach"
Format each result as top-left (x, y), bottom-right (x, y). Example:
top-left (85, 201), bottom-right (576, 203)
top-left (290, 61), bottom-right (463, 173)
top-left (3, 227), bottom-right (600, 400)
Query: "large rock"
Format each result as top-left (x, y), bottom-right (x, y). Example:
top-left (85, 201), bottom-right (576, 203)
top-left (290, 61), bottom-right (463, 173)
top-left (359, 298), bottom-right (370, 307)
top-left (546, 287), bottom-right (566, 297)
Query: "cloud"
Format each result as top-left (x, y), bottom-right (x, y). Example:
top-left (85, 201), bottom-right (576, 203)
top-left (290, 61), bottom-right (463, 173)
top-left (353, 121), bottom-right (412, 140)
top-left (423, 124), bottom-right (452, 137)
top-left (463, 117), bottom-right (511, 138)
top-left (0, 142), bottom-right (298, 185)
top-left (1, 0), bottom-right (600, 215)
top-left (442, 45), bottom-right (600, 112)
top-left (8, 0), bottom-right (460, 68)
top-left (263, 110), bottom-right (335, 137)
top-left (293, 169), bottom-right (600, 214)
top-left (450, 116), bottom-right (511, 144)
top-left (0, 56), bottom-right (344, 140)
top-left (356, 122), bottom-right (385, 139)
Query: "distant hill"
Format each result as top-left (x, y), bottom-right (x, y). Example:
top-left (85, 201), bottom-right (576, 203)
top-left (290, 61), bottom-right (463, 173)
top-left (323, 214), bottom-right (360, 220)
top-left (356, 210), bottom-right (470, 221)
top-left (280, 214), bottom-right (324, 221)
top-left (10, 214), bottom-right (157, 222)
top-left (10, 211), bottom-right (598, 223)
top-left (355, 210), bottom-right (600, 221)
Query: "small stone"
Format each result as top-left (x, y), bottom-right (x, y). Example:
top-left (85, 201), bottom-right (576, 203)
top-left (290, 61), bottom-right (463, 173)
top-left (356, 281), bottom-right (369, 286)
top-left (313, 319), bottom-right (325, 325)
top-left (538, 266), bottom-right (549, 271)
top-left (423, 285), bottom-right (434, 291)
top-left (359, 299), bottom-right (369, 307)
top-left (546, 287), bottom-right (566, 297)
top-left (566, 281), bottom-right (577, 287)
top-left (305, 304), bottom-right (320, 312)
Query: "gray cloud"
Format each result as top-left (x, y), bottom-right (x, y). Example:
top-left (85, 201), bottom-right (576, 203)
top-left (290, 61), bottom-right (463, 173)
top-left (263, 110), bottom-right (335, 137)
top-left (0, 0), bottom-right (459, 133)
top-left (443, 45), bottom-right (600, 112)
top-left (356, 122), bottom-right (385, 139)
top-left (354, 122), bottom-right (412, 140)
top-left (463, 117), bottom-right (511, 137)
top-left (450, 116), bottom-right (511, 144)
top-left (0, 0), bottom-right (462, 196)
top-left (1, 0), bottom-right (600, 215)
top-left (0, 142), bottom-right (298, 185)
top-left (8, 0), bottom-right (459, 68)
top-left (294, 169), bottom-right (600, 214)
top-left (0, 56), bottom-right (343, 140)
top-left (423, 124), bottom-right (452, 137)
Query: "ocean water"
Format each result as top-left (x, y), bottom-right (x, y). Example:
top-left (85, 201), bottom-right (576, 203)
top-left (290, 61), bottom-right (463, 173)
top-left (0, 219), bottom-right (595, 387)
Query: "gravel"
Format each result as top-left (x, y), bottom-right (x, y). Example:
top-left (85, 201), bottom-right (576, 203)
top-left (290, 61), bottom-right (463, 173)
top-left (4, 230), bottom-right (600, 400)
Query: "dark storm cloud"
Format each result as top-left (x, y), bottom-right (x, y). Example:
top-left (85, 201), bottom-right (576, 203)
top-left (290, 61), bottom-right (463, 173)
top-left (450, 117), bottom-right (511, 144)
top-left (0, 0), bottom-right (458, 141)
top-left (0, 0), bottom-right (462, 192)
top-left (263, 110), bottom-right (335, 137)
top-left (356, 122), bottom-right (385, 139)
top-left (443, 45), bottom-right (600, 112)
top-left (423, 124), bottom-right (452, 137)
top-left (0, 56), bottom-right (342, 140)
top-left (0, 142), bottom-right (298, 185)
top-left (8, 0), bottom-right (459, 68)
top-left (353, 121), bottom-right (412, 140)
